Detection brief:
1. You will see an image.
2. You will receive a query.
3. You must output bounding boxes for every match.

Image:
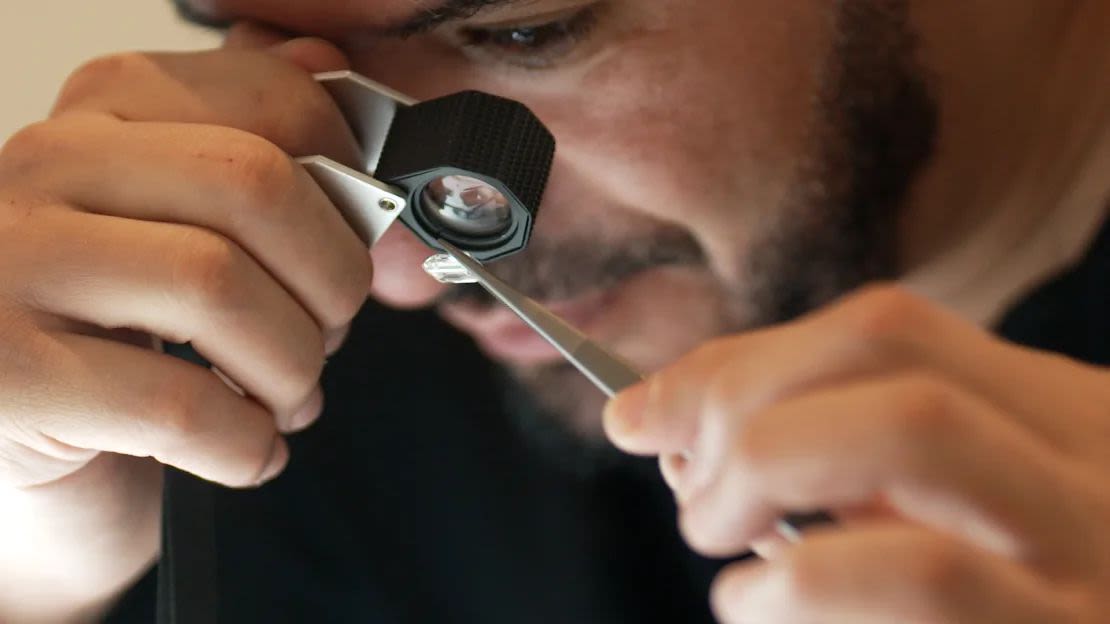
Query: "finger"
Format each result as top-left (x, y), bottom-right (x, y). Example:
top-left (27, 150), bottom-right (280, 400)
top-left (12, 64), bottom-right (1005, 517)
top-left (680, 374), bottom-right (1090, 569)
top-left (5, 209), bottom-right (327, 421)
top-left (222, 21), bottom-right (290, 49)
top-left (268, 37), bottom-right (352, 74)
top-left (607, 323), bottom-right (849, 502)
top-left (6, 329), bottom-right (287, 488)
top-left (711, 524), bottom-right (1075, 624)
top-left (748, 500), bottom-right (895, 561)
top-left (602, 289), bottom-right (927, 456)
top-left (51, 47), bottom-right (360, 166)
top-left (324, 323), bottom-right (352, 356)
top-left (603, 308), bottom-right (891, 459)
top-left (605, 285), bottom-right (1109, 463)
top-left (3, 114), bottom-right (371, 331)
top-left (604, 337), bottom-right (740, 456)
top-left (810, 286), bottom-right (1110, 454)
top-left (222, 22), bottom-right (353, 77)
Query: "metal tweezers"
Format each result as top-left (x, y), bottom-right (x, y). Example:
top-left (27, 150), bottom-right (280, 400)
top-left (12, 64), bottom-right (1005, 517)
top-left (437, 239), bottom-right (644, 397)
top-left (436, 239), bottom-right (832, 542)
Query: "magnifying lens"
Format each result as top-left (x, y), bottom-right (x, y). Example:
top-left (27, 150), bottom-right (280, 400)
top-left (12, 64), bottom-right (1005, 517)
top-left (420, 174), bottom-right (511, 237)
top-left (297, 71), bottom-right (555, 261)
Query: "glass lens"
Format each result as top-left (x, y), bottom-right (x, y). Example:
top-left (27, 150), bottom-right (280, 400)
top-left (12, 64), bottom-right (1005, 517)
top-left (421, 175), bottom-right (512, 237)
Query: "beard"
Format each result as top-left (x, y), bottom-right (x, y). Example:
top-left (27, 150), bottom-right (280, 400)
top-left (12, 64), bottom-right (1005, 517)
top-left (440, 0), bottom-right (939, 474)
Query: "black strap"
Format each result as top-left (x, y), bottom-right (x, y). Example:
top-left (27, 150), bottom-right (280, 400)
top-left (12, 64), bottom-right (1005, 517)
top-left (157, 464), bottom-right (220, 624)
top-left (157, 344), bottom-right (221, 624)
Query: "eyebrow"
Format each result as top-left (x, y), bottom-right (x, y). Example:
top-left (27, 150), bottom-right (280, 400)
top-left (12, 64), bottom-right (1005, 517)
top-left (384, 0), bottom-right (527, 37)
top-left (172, 0), bottom-right (525, 36)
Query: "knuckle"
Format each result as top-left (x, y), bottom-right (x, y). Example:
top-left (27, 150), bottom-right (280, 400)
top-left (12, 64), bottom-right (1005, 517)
top-left (0, 114), bottom-right (113, 187)
top-left (171, 230), bottom-right (249, 312)
top-left (902, 542), bottom-right (970, 603)
top-left (143, 380), bottom-right (207, 445)
top-left (885, 374), bottom-right (960, 440)
top-left (0, 312), bottom-right (47, 380)
top-left (271, 78), bottom-right (346, 155)
top-left (55, 52), bottom-right (151, 112)
top-left (0, 120), bottom-right (64, 172)
top-left (217, 134), bottom-right (300, 213)
top-left (833, 284), bottom-right (933, 347)
top-left (731, 418), bottom-right (774, 474)
top-left (872, 374), bottom-right (963, 474)
top-left (237, 59), bottom-right (349, 157)
top-left (144, 377), bottom-right (276, 487)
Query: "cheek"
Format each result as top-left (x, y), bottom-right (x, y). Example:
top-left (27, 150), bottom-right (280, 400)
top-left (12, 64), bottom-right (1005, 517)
top-left (537, 2), bottom-right (828, 274)
top-left (347, 0), bottom-right (828, 281)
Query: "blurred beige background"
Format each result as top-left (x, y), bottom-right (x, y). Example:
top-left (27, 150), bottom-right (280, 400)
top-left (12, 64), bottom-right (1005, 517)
top-left (0, 0), bottom-right (220, 141)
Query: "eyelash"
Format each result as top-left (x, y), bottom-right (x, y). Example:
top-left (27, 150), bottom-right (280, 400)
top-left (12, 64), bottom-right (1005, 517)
top-left (457, 6), bottom-right (601, 69)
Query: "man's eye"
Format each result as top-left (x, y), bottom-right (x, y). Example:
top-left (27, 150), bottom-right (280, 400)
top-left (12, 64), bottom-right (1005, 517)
top-left (458, 7), bottom-right (600, 69)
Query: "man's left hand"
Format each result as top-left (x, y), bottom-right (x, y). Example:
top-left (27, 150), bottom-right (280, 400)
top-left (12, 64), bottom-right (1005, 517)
top-left (604, 285), bottom-right (1110, 623)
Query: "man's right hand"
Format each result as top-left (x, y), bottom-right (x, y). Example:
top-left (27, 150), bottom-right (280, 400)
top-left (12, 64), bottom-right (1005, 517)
top-left (0, 33), bottom-right (373, 622)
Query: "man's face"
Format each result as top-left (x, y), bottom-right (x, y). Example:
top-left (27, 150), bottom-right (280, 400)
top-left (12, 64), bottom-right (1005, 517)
top-left (186, 0), bottom-right (937, 436)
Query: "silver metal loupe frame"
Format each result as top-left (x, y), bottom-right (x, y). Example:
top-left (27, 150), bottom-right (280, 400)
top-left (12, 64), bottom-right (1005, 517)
top-left (295, 71), bottom-right (416, 248)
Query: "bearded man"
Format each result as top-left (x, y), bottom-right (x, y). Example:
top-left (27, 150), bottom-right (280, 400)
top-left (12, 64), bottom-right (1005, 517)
top-left (0, 1), bottom-right (1107, 622)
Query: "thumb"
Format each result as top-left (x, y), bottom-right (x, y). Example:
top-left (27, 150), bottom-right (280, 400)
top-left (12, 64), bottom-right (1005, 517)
top-left (222, 21), bottom-right (289, 49)
top-left (268, 37), bottom-right (351, 74)
top-left (224, 21), bottom-right (351, 74)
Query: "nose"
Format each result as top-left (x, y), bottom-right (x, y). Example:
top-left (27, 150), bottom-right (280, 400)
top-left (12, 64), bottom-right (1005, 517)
top-left (369, 223), bottom-right (447, 309)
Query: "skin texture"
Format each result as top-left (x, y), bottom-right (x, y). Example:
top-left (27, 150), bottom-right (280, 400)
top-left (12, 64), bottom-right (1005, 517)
top-left (199, 0), bottom-right (941, 437)
top-left (0, 0), bottom-right (1106, 621)
top-left (0, 41), bottom-right (369, 621)
top-left (604, 286), bottom-right (1110, 622)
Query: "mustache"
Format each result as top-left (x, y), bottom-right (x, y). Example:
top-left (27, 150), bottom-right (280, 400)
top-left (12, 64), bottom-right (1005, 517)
top-left (438, 225), bottom-right (706, 307)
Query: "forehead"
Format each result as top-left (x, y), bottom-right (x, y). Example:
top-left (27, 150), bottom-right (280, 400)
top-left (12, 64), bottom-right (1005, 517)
top-left (181, 0), bottom-right (446, 35)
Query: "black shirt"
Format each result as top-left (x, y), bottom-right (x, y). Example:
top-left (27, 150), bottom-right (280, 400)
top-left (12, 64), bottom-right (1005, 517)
top-left (109, 218), bottom-right (1109, 623)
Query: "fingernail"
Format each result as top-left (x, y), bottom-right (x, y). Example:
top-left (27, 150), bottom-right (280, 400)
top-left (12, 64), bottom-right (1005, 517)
top-left (662, 449), bottom-right (713, 502)
top-left (603, 381), bottom-right (650, 438)
top-left (257, 437), bottom-right (289, 485)
top-left (283, 386), bottom-right (324, 433)
top-left (659, 452), bottom-right (689, 491)
top-left (324, 325), bottom-right (350, 356)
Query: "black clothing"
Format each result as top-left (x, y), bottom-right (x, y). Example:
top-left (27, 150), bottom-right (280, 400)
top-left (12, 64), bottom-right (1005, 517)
top-left (111, 303), bottom-right (725, 623)
top-left (108, 218), bottom-right (1109, 623)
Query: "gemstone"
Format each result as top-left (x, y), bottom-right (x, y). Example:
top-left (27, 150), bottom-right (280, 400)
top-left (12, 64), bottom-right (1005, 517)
top-left (422, 253), bottom-right (479, 284)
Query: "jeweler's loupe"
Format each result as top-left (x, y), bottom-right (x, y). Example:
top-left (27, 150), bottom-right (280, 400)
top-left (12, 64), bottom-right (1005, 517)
top-left (156, 72), bottom-right (555, 624)
top-left (297, 71), bottom-right (555, 261)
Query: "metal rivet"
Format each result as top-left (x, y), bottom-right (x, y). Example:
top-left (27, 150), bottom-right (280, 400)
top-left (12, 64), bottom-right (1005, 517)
top-left (378, 198), bottom-right (399, 212)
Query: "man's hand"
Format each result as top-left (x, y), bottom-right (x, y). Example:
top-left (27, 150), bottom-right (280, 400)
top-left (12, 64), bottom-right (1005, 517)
top-left (605, 285), bottom-right (1110, 623)
top-left (0, 28), bottom-right (372, 621)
